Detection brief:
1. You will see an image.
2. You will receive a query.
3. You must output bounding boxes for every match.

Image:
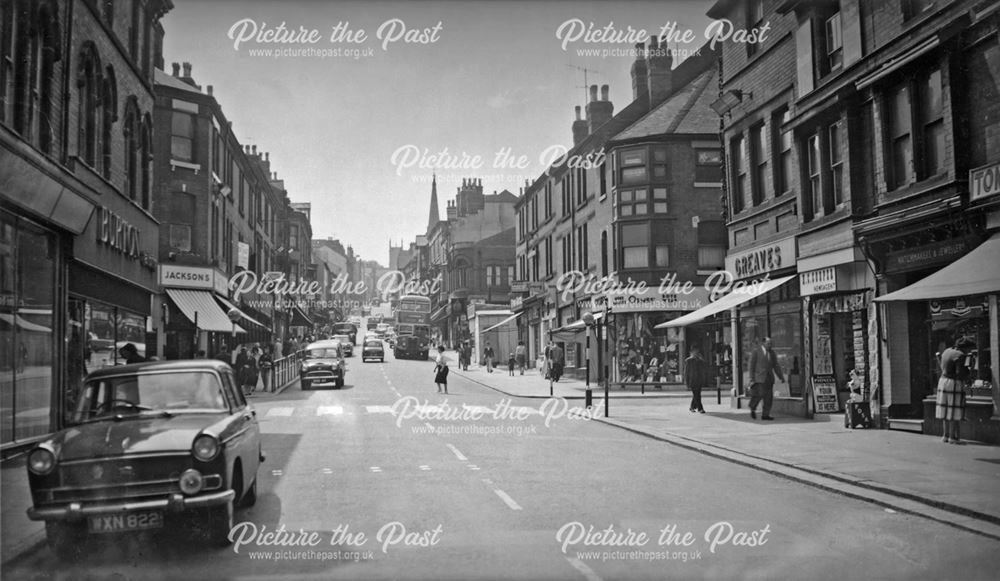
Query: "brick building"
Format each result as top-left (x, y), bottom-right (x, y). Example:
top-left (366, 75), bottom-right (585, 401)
top-left (684, 0), bottom-right (1000, 437)
top-left (0, 0), bottom-right (172, 450)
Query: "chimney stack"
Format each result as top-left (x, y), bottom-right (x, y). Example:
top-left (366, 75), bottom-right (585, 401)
top-left (586, 84), bottom-right (614, 133)
top-left (207, 85), bottom-right (213, 96)
top-left (631, 43), bottom-right (649, 105)
top-left (182, 62), bottom-right (191, 77)
top-left (171, 62), bottom-right (180, 77)
top-left (265, 152), bottom-right (269, 162)
top-left (647, 36), bottom-right (674, 105)
top-left (572, 105), bottom-right (588, 145)
top-left (446, 199), bottom-right (458, 221)
top-left (252, 145), bottom-right (257, 156)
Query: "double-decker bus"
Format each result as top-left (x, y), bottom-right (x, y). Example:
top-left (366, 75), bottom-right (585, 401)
top-left (394, 294), bottom-right (431, 358)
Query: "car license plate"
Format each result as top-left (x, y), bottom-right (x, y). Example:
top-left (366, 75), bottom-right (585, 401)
top-left (88, 511), bottom-right (164, 533)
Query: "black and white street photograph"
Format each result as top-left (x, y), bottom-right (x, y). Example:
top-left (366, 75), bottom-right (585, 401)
top-left (2, 0), bottom-right (1000, 579)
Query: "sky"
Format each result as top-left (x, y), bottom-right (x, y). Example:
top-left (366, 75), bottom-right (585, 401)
top-left (161, 0), bottom-right (715, 266)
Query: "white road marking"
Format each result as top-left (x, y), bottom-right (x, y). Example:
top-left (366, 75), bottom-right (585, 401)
top-left (467, 464), bottom-right (480, 471)
top-left (565, 557), bottom-right (604, 581)
top-left (419, 465), bottom-right (430, 471)
top-left (321, 468), bottom-right (333, 474)
top-left (446, 443), bottom-right (468, 461)
top-left (316, 406), bottom-right (344, 415)
top-left (266, 407), bottom-right (294, 416)
top-left (366, 405), bottom-right (394, 414)
top-left (271, 470), bottom-right (282, 476)
top-left (369, 466), bottom-right (382, 473)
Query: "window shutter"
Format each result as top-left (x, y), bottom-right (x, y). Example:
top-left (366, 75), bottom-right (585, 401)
top-left (796, 19), bottom-right (815, 97)
top-left (841, 0), bottom-right (862, 67)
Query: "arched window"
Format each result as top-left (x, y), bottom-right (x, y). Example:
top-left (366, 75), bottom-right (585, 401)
top-left (36, 1), bottom-right (61, 154)
top-left (122, 97), bottom-right (139, 201)
top-left (77, 43), bottom-right (100, 167)
top-left (101, 68), bottom-right (117, 179)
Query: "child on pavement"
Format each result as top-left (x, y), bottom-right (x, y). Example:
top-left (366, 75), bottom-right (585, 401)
top-left (508, 353), bottom-right (516, 376)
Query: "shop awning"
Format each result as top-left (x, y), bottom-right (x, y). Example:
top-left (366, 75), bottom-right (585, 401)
top-left (654, 275), bottom-right (796, 329)
top-left (290, 304), bottom-right (312, 327)
top-left (0, 313), bottom-right (52, 333)
top-left (481, 313), bottom-right (520, 334)
top-left (215, 295), bottom-right (266, 328)
top-left (166, 289), bottom-right (245, 333)
top-left (875, 234), bottom-right (1000, 302)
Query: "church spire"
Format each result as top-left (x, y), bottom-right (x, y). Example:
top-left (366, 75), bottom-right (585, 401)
top-left (427, 173), bottom-right (441, 233)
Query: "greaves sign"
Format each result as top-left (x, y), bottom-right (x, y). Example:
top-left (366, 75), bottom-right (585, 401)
top-left (725, 237), bottom-right (796, 280)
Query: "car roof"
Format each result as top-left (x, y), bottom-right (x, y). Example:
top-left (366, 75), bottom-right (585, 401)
top-left (86, 359), bottom-right (229, 379)
top-left (306, 340), bottom-right (341, 348)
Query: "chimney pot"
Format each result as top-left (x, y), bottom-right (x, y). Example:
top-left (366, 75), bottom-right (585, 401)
top-left (171, 62), bottom-right (180, 76)
top-left (589, 85), bottom-right (598, 102)
top-left (265, 152), bottom-right (269, 161)
top-left (575, 105), bottom-right (581, 120)
top-left (182, 62), bottom-right (192, 77)
top-left (207, 85), bottom-right (213, 95)
top-left (252, 145), bottom-right (257, 155)
top-left (635, 42), bottom-right (645, 60)
top-left (601, 85), bottom-right (609, 101)
top-left (649, 36), bottom-right (659, 49)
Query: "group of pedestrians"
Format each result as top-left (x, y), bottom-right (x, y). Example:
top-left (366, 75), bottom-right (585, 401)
top-left (215, 343), bottom-right (275, 396)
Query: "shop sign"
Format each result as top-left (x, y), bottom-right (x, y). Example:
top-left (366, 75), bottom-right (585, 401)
top-left (725, 237), bottom-right (796, 280)
top-left (159, 265), bottom-right (214, 290)
top-left (970, 161), bottom-right (1000, 202)
top-left (885, 239), bottom-right (968, 274)
top-left (96, 206), bottom-right (141, 259)
top-left (799, 267), bottom-right (838, 296)
top-left (510, 295), bottom-right (524, 311)
top-left (930, 297), bottom-right (988, 319)
top-left (510, 281), bottom-right (529, 293)
top-left (595, 286), bottom-right (711, 314)
top-left (812, 375), bottom-right (839, 413)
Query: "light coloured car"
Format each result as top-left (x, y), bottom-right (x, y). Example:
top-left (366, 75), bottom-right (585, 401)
top-left (299, 340), bottom-right (346, 389)
top-left (330, 334), bottom-right (353, 356)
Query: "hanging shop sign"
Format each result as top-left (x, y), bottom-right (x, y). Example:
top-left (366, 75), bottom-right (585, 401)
top-left (970, 161), bottom-right (1000, 202)
top-left (884, 239), bottom-right (969, 274)
top-left (812, 374), bottom-right (839, 413)
top-left (725, 237), bottom-right (796, 280)
top-left (510, 281), bottom-right (529, 293)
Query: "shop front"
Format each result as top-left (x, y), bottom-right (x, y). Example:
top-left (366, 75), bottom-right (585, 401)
top-left (159, 265), bottom-right (249, 359)
top-left (876, 233), bottom-right (1000, 443)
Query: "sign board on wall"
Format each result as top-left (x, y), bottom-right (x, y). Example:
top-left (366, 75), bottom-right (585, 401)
top-left (159, 265), bottom-right (214, 290)
top-left (970, 161), bottom-right (1000, 202)
top-left (725, 236), bottom-right (796, 280)
top-left (812, 375), bottom-right (839, 413)
top-left (237, 242), bottom-right (250, 270)
top-left (799, 267), bottom-right (838, 296)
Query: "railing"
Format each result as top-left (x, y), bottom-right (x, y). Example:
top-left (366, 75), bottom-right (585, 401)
top-left (265, 350), bottom-right (303, 392)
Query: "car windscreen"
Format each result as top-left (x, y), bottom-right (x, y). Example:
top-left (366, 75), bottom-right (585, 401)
top-left (332, 335), bottom-right (351, 342)
top-left (72, 371), bottom-right (228, 422)
top-left (365, 341), bottom-right (382, 348)
top-left (305, 348), bottom-right (340, 358)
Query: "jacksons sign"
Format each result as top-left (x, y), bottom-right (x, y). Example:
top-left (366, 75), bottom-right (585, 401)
top-left (229, 270), bottom-right (442, 303)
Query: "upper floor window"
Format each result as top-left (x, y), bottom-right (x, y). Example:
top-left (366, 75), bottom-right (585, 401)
top-left (652, 147), bottom-right (668, 180)
top-left (731, 134), bottom-right (750, 213)
top-left (101, 73), bottom-right (117, 179)
top-left (697, 220), bottom-right (726, 270)
top-left (102, 0), bottom-right (115, 26)
top-left (170, 111), bottom-right (194, 162)
top-left (619, 149), bottom-right (647, 185)
top-left (885, 67), bottom-right (944, 190)
top-left (621, 223), bottom-right (649, 269)
top-left (772, 108), bottom-right (793, 195)
top-left (749, 123), bottom-right (768, 204)
top-left (544, 182), bottom-right (552, 217)
top-left (823, 11), bottom-right (843, 73)
top-left (614, 188), bottom-right (648, 218)
top-left (695, 149), bottom-right (723, 184)
top-left (77, 45), bottom-right (101, 168)
top-left (803, 119), bottom-right (846, 220)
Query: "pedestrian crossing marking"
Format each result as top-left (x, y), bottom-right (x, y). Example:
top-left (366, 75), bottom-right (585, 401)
top-left (467, 464), bottom-right (480, 471)
top-left (369, 466), bottom-right (382, 473)
top-left (419, 465), bottom-right (430, 471)
top-left (317, 406), bottom-right (344, 415)
top-left (321, 468), bottom-right (333, 474)
top-left (271, 469), bottom-right (283, 476)
top-left (266, 407), bottom-right (294, 416)
top-left (366, 405), bottom-right (394, 414)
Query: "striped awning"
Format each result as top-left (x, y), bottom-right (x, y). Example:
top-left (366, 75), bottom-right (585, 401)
top-left (215, 295), bottom-right (266, 328)
top-left (166, 289), bottom-right (245, 333)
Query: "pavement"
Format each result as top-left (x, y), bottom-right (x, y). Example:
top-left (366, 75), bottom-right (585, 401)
top-left (447, 352), bottom-right (1000, 541)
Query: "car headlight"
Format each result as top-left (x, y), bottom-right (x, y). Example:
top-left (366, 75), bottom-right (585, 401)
top-left (28, 447), bottom-right (56, 475)
top-left (192, 435), bottom-right (220, 462)
top-left (179, 469), bottom-right (204, 495)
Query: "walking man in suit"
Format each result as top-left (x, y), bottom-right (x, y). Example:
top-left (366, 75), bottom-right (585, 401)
top-left (748, 337), bottom-right (784, 420)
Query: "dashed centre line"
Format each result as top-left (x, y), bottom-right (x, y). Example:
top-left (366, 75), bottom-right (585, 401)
top-left (446, 443), bottom-right (468, 461)
top-left (482, 478), bottom-right (522, 511)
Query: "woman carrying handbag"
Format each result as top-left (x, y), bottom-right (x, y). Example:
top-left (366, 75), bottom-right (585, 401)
top-left (434, 345), bottom-right (449, 394)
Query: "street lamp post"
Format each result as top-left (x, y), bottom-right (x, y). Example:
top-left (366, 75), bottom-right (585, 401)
top-left (582, 312), bottom-right (594, 409)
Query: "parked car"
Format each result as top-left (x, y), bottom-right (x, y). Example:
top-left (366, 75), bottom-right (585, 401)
top-left (299, 340), bottom-right (346, 389)
top-left (394, 335), bottom-right (428, 360)
top-left (362, 338), bottom-right (385, 362)
top-left (25, 360), bottom-right (263, 557)
top-left (330, 334), bottom-right (353, 356)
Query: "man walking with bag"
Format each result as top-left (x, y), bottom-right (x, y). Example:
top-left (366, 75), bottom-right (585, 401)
top-left (483, 342), bottom-right (495, 374)
top-left (748, 337), bottom-right (784, 420)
